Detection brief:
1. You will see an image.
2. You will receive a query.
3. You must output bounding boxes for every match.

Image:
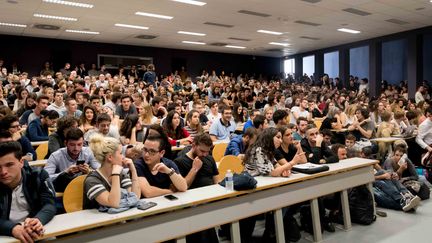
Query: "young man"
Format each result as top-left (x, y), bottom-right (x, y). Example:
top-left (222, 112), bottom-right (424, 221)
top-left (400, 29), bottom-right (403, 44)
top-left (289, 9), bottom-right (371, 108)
top-left (0, 141), bottom-right (56, 241)
top-left (84, 113), bottom-right (120, 142)
top-left (46, 89), bottom-right (66, 115)
top-left (301, 127), bottom-right (339, 164)
top-left (174, 133), bottom-right (219, 188)
top-left (151, 96), bottom-right (167, 119)
top-left (345, 133), bottom-right (358, 158)
top-left (416, 106), bottom-right (432, 153)
top-left (45, 128), bottom-right (99, 192)
top-left (89, 95), bottom-right (103, 114)
top-left (225, 127), bottom-right (258, 160)
top-left (273, 109), bottom-right (289, 128)
top-left (62, 98), bottom-right (82, 118)
top-left (26, 110), bottom-right (59, 142)
top-left (242, 109), bottom-right (260, 133)
top-left (19, 95), bottom-right (49, 125)
top-left (115, 94), bottom-right (137, 119)
top-left (134, 135), bottom-right (187, 198)
top-left (331, 144), bottom-right (348, 160)
top-left (252, 114), bottom-right (269, 132)
top-left (290, 98), bottom-right (310, 124)
top-left (209, 106), bottom-right (236, 142)
top-left (0, 114), bottom-right (36, 161)
top-left (293, 117), bottom-right (308, 141)
top-left (348, 108), bottom-right (375, 140)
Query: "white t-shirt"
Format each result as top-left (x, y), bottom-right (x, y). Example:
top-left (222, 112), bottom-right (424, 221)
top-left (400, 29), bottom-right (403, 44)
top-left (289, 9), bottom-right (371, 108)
top-left (290, 106), bottom-right (309, 124)
top-left (9, 183), bottom-right (30, 223)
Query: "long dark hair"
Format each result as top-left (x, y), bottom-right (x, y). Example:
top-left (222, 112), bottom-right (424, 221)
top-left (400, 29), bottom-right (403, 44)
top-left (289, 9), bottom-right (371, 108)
top-left (80, 105), bottom-right (97, 126)
top-left (186, 109), bottom-right (203, 133)
top-left (243, 127), bottom-right (279, 165)
top-left (163, 110), bottom-right (184, 140)
top-left (232, 103), bottom-right (244, 123)
top-left (119, 114), bottom-right (140, 138)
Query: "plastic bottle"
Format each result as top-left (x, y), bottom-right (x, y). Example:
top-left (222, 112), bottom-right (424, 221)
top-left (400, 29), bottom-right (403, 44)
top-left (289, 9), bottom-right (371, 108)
top-left (225, 170), bottom-right (234, 191)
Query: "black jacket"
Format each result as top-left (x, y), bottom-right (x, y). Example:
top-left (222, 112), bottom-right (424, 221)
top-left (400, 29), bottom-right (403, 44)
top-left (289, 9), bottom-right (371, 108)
top-left (300, 138), bottom-right (339, 164)
top-left (0, 163), bottom-right (56, 236)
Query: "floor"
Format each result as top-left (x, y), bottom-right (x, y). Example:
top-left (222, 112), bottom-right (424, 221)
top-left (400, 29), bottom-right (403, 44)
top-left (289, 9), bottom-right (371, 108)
top-left (220, 196), bottom-right (432, 243)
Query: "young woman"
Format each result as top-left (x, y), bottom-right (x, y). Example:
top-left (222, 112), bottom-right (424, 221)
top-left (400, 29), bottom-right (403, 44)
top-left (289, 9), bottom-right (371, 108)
top-left (277, 126), bottom-right (307, 167)
top-left (139, 104), bottom-right (158, 125)
top-left (184, 109), bottom-right (203, 138)
top-left (163, 110), bottom-right (191, 146)
top-left (244, 127), bottom-right (293, 177)
top-left (15, 92), bottom-right (37, 117)
top-left (119, 114), bottom-right (144, 145)
top-left (264, 107), bottom-right (275, 127)
top-left (13, 87), bottom-right (28, 113)
top-left (79, 105), bottom-right (97, 133)
top-left (232, 103), bottom-right (245, 125)
top-left (207, 101), bottom-right (221, 124)
top-left (26, 77), bottom-right (39, 93)
top-left (84, 134), bottom-right (141, 209)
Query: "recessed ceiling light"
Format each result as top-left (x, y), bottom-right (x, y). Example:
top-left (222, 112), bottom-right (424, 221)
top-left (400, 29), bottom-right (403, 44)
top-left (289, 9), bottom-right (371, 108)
top-left (172, 0), bottom-right (206, 6)
top-left (269, 42), bottom-right (290, 47)
top-left (115, 23), bottom-right (149, 30)
top-left (135, 12), bottom-right (173, 20)
top-left (0, 22), bottom-right (27, 28)
top-left (34, 13), bottom-right (77, 21)
top-left (182, 41), bottom-right (206, 45)
top-left (257, 29), bottom-right (283, 35)
top-left (177, 31), bottom-right (206, 36)
top-left (42, 0), bottom-right (93, 8)
top-left (66, 29), bottom-right (99, 34)
top-left (225, 45), bottom-right (246, 49)
top-left (337, 28), bottom-right (361, 34)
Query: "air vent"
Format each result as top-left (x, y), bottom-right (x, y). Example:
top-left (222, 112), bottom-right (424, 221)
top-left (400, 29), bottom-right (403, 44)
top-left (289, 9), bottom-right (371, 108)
top-left (294, 20), bottom-right (321, 26)
top-left (343, 8), bottom-right (371, 16)
top-left (209, 42), bottom-right (228, 46)
top-left (386, 19), bottom-right (409, 25)
top-left (238, 10), bottom-right (271, 17)
top-left (33, 24), bottom-right (60, 30)
top-left (301, 0), bottom-right (321, 3)
top-left (228, 37), bottom-right (251, 41)
top-left (204, 22), bottom-right (234, 28)
top-left (300, 36), bottom-right (320, 40)
top-left (135, 35), bottom-right (158, 39)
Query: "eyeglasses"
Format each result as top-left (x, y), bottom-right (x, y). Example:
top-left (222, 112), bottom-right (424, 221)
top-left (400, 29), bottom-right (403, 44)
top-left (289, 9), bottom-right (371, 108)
top-left (143, 148), bottom-right (160, 156)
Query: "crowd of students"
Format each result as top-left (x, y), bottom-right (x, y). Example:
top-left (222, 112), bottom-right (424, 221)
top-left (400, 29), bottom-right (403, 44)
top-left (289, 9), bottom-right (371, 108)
top-left (0, 59), bottom-right (432, 242)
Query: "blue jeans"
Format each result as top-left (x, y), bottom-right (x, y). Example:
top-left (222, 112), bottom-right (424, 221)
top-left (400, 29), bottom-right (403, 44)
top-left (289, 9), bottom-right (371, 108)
top-left (373, 179), bottom-right (408, 210)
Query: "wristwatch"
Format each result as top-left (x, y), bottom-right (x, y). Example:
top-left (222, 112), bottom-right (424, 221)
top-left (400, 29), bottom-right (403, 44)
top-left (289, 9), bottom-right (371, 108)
top-left (168, 168), bottom-right (176, 176)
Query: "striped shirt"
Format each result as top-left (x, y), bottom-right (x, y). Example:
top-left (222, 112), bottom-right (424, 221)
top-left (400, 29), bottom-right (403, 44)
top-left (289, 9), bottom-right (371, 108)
top-left (83, 170), bottom-right (132, 209)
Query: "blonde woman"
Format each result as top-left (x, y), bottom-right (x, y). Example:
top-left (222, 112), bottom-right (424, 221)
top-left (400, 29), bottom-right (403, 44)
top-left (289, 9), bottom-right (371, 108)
top-left (139, 104), bottom-right (158, 125)
top-left (83, 134), bottom-right (141, 209)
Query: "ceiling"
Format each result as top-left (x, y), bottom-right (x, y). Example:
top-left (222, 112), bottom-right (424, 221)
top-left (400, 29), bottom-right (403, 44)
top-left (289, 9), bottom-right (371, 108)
top-left (0, 0), bottom-right (432, 57)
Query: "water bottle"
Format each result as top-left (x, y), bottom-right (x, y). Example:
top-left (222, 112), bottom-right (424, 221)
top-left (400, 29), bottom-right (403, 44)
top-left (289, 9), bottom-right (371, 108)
top-left (225, 170), bottom-right (234, 191)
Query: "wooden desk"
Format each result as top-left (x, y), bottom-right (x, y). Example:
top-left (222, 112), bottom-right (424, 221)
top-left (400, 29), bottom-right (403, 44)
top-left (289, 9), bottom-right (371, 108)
top-left (29, 160), bottom-right (47, 167)
top-left (30, 140), bottom-right (48, 147)
top-left (0, 158), bottom-right (377, 243)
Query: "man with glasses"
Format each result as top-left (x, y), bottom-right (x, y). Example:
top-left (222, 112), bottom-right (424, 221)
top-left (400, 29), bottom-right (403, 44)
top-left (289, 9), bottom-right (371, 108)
top-left (0, 114), bottom-right (35, 161)
top-left (209, 106), bottom-right (236, 142)
top-left (134, 135), bottom-right (187, 198)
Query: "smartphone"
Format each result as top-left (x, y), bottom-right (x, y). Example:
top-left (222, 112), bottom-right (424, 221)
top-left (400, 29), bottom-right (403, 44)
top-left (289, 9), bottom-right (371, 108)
top-left (398, 154), bottom-right (407, 166)
top-left (137, 201), bottom-right (157, 211)
top-left (164, 194), bottom-right (178, 201)
top-left (76, 160), bottom-right (85, 165)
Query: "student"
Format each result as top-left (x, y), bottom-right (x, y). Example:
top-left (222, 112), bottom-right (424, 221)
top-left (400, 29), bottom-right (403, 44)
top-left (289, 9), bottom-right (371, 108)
top-left (184, 109), bottom-right (203, 139)
top-left (0, 141), bottom-right (56, 242)
top-left (209, 105), bottom-right (236, 142)
top-left (26, 110), bottom-right (59, 142)
top-left (225, 127), bottom-right (258, 160)
top-left (345, 133), bottom-right (358, 158)
top-left (0, 114), bottom-right (36, 161)
top-left (45, 128), bottom-right (99, 192)
top-left (301, 126), bottom-right (339, 164)
top-left (134, 135), bottom-right (187, 198)
top-left (84, 134), bottom-right (141, 209)
top-left (273, 109), bottom-right (289, 128)
top-left (163, 110), bottom-right (191, 146)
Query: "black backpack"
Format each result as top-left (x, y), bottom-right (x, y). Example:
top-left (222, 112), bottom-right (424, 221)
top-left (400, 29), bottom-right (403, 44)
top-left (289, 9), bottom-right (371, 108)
top-left (345, 185), bottom-right (376, 225)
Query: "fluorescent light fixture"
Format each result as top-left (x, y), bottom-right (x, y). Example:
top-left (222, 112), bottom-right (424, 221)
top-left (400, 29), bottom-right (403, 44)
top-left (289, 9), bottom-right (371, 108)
top-left (135, 12), bottom-right (173, 20)
top-left (269, 42), bottom-right (290, 47)
top-left (42, 0), bottom-right (93, 8)
top-left (182, 41), bottom-right (206, 45)
top-left (337, 28), bottom-right (360, 34)
top-left (115, 23), bottom-right (149, 30)
top-left (172, 0), bottom-right (206, 6)
top-left (0, 22), bottom-right (27, 28)
top-left (257, 29), bottom-right (283, 35)
top-left (177, 31), bottom-right (206, 36)
top-left (34, 13), bottom-right (77, 21)
top-left (66, 29), bottom-right (99, 34)
top-left (225, 45), bottom-right (246, 49)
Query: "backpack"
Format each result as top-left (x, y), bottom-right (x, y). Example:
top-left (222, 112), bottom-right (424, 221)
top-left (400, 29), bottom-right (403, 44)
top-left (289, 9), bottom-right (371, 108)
top-left (345, 185), bottom-right (376, 225)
